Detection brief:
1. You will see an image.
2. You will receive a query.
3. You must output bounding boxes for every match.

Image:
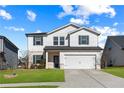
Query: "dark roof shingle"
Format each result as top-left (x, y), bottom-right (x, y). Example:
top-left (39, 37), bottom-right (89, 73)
top-left (44, 46), bottom-right (103, 50)
top-left (109, 36), bottom-right (124, 49)
top-left (25, 32), bottom-right (47, 36)
top-left (0, 35), bottom-right (18, 49)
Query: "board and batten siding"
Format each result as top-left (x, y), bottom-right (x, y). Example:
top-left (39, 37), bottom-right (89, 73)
top-left (104, 40), bottom-right (124, 66)
top-left (3, 42), bottom-right (18, 69)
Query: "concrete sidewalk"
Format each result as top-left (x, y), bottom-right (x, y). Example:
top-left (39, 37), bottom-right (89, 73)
top-left (0, 82), bottom-right (64, 88)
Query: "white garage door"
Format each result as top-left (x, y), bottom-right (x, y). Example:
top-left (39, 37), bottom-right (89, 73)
top-left (64, 54), bottom-right (96, 69)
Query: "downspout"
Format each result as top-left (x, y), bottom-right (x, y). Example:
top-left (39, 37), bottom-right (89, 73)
top-left (68, 34), bottom-right (70, 47)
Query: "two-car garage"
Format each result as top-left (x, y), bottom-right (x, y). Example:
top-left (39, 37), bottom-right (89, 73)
top-left (44, 46), bottom-right (102, 69)
top-left (63, 54), bottom-right (96, 69)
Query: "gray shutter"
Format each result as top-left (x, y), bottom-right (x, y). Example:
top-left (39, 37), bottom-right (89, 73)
top-left (41, 37), bottom-right (43, 45)
top-left (33, 55), bottom-right (35, 64)
top-left (87, 36), bottom-right (89, 44)
top-left (79, 36), bottom-right (81, 45)
top-left (33, 36), bottom-right (35, 45)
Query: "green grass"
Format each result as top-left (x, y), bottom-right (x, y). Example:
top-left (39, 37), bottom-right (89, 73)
top-left (0, 69), bottom-right (64, 84)
top-left (102, 67), bottom-right (124, 78)
top-left (1, 85), bottom-right (58, 88)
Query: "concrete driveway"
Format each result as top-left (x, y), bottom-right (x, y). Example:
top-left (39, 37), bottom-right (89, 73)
top-left (61, 70), bottom-right (124, 88)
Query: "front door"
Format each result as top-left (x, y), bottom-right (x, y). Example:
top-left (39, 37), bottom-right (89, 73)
top-left (53, 56), bottom-right (59, 68)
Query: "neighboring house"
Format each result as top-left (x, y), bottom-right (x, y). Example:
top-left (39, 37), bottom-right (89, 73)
top-left (26, 23), bottom-right (102, 69)
top-left (0, 36), bottom-right (18, 70)
top-left (101, 36), bottom-right (124, 68)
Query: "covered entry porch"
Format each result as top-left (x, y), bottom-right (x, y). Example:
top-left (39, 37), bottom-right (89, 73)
top-left (45, 50), bottom-right (63, 69)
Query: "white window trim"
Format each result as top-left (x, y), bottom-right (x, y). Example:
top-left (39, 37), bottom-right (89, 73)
top-left (33, 36), bottom-right (43, 46)
top-left (60, 36), bottom-right (65, 46)
top-left (79, 35), bottom-right (89, 45)
top-left (53, 36), bottom-right (65, 46)
top-left (53, 36), bottom-right (58, 46)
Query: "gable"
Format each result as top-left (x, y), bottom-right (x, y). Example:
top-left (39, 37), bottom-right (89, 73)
top-left (69, 28), bottom-right (98, 47)
top-left (48, 23), bottom-right (80, 35)
top-left (69, 27), bottom-right (100, 36)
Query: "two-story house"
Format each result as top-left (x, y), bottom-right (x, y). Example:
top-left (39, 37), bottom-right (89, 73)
top-left (0, 35), bottom-right (18, 70)
top-left (26, 23), bottom-right (102, 69)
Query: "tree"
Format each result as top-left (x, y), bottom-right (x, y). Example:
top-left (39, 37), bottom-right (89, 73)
top-left (18, 50), bottom-right (28, 69)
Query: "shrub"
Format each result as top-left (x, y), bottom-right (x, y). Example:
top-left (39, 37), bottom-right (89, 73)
top-left (30, 59), bottom-right (46, 69)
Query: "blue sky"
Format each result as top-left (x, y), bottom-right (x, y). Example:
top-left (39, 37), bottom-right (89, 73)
top-left (0, 5), bottom-right (124, 52)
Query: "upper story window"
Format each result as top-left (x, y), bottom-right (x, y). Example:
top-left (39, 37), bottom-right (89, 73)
top-left (33, 36), bottom-right (43, 45)
top-left (79, 35), bottom-right (89, 45)
top-left (60, 37), bottom-right (64, 45)
top-left (53, 36), bottom-right (65, 46)
top-left (53, 37), bottom-right (58, 45)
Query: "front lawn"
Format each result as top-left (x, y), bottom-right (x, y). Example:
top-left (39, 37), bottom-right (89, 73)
top-left (102, 67), bottom-right (124, 78)
top-left (0, 69), bottom-right (64, 84)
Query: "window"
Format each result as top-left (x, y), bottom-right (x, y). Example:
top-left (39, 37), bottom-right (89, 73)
top-left (60, 37), bottom-right (64, 45)
top-left (79, 35), bottom-right (89, 45)
top-left (33, 55), bottom-right (43, 64)
top-left (53, 37), bottom-right (58, 45)
top-left (33, 36), bottom-right (43, 45)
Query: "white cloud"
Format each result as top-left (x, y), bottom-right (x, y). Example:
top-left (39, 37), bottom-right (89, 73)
top-left (113, 22), bottom-right (119, 26)
top-left (5, 26), bottom-right (25, 32)
top-left (70, 18), bottom-right (89, 25)
top-left (0, 9), bottom-right (12, 20)
top-left (35, 29), bottom-right (42, 33)
top-left (92, 26), bottom-right (121, 48)
top-left (58, 5), bottom-right (116, 25)
top-left (27, 10), bottom-right (36, 21)
top-left (58, 5), bottom-right (73, 18)
top-left (77, 5), bottom-right (115, 18)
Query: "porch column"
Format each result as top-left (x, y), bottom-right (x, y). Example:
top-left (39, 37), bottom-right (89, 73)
top-left (45, 51), bottom-right (48, 69)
